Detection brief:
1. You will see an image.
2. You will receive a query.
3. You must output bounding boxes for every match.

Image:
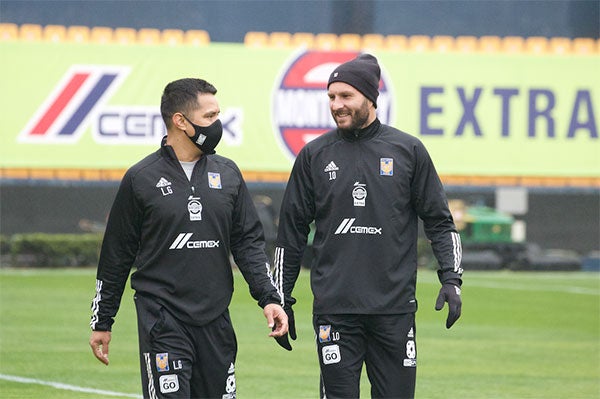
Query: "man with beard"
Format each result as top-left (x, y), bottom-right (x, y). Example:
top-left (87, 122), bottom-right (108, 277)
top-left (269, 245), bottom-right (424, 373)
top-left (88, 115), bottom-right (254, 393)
top-left (272, 54), bottom-right (463, 398)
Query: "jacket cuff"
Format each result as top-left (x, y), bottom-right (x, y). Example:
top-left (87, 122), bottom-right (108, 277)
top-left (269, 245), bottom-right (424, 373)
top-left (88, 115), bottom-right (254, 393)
top-left (258, 292), bottom-right (284, 308)
top-left (437, 270), bottom-right (463, 286)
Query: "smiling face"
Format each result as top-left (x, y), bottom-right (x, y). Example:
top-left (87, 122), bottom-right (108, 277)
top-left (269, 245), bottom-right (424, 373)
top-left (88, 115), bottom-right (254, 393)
top-left (327, 81), bottom-right (376, 131)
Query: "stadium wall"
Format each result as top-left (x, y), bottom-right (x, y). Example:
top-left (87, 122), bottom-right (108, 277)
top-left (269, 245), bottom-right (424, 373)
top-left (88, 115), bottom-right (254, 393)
top-left (1, 32), bottom-right (598, 254)
top-left (1, 183), bottom-right (598, 256)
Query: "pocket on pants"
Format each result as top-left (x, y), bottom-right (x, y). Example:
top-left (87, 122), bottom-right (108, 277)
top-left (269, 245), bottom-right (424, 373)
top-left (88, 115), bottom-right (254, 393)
top-left (134, 294), bottom-right (164, 339)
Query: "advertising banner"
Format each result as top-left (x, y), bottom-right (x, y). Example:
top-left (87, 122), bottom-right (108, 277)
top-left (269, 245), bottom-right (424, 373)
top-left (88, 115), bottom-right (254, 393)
top-left (1, 41), bottom-right (598, 181)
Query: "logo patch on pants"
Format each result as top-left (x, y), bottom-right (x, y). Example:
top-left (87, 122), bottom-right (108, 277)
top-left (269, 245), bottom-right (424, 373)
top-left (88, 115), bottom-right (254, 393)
top-left (159, 374), bottom-right (179, 393)
top-left (322, 344), bottom-right (341, 365)
top-left (156, 353), bottom-right (169, 372)
top-left (403, 339), bottom-right (417, 367)
top-left (319, 325), bottom-right (331, 343)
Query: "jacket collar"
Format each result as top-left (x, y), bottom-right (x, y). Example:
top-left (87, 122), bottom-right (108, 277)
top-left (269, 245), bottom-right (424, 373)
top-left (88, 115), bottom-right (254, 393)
top-left (160, 136), bottom-right (178, 160)
top-left (337, 118), bottom-right (381, 142)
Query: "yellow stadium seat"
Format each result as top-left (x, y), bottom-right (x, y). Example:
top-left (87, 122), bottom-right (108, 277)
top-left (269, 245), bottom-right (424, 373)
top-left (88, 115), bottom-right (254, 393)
top-left (548, 37), bottom-right (571, 54)
top-left (338, 33), bottom-right (362, 50)
top-left (66, 25), bottom-right (90, 43)
top-left (90, 26), bottom-right (113, 44)
top-left (138, 28), bottom-right (161, 44)
top-left (384, 34), bottom-right (408, 51)
top-left (269, 31), bottom-right (292, 48)
top-left (0, 23), bottom-right (18, 41)
top-left (431, 35), bottom-right (455, 52)
top-left (524, 36), bottom-right (549, 54)
top-left (162, 29), bottom-right (184, 45)
top-left (501, 36), bottom-right (525, 53)
top-left (114, 27), bottom-right (137, 44)
top-left (291, 32), bottom-right (315, 48)
top-left (478, 35), bottom-right (501, 52)
top-left (184, 29), bottom-right (210, 46)
top-left (572, 37), bottom-right (596, 54)
top-left (408, 35), bottom-right (431, 52)
top-left (361, 33), bottom-right (385, 50)
top-left (315, 33), bottom-right (338, 51)
top-left (1, 168), bottom-right (33, 179)
top-left (455, 35), bottom-right (478, 52)
top-left (19, 24), bottom-right (42, 41)
top-left (244, 31), bottom-right (268, 47)
top-left (44, 25), bottom-right (67, 42)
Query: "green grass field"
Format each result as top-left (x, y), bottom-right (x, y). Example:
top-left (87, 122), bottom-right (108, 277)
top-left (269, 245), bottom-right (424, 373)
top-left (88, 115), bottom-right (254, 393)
top-left (0, 267), bottom-right (598, 398)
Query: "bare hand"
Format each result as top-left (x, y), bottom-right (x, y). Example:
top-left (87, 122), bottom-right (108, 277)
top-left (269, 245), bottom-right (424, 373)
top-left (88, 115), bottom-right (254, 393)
top-left (89, 330), bottom-right (111, 365)
top-left (263, 303), bottom-right (289, 338)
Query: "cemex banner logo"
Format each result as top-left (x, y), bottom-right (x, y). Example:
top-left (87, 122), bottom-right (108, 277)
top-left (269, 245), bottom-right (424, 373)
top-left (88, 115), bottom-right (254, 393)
top-left (19, 65), bottom-right (243, 145)
top-left (272, 51), bottom-right (394, 159)
top-left (19, 65), bottom-right (132, 143)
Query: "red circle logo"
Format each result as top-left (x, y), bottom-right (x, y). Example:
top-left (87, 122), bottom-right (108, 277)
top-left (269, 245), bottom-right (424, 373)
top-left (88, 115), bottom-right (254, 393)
top-left (272, 51), bottom-right (394, 159)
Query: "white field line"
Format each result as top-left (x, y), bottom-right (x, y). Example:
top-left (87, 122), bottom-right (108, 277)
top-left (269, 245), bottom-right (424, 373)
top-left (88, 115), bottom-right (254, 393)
top-left (0, 373), bottom-right (142, 398)
top-left (420, 278), bottom-right (599, 295)
top-left (466, 280), bottom-right (598, 295)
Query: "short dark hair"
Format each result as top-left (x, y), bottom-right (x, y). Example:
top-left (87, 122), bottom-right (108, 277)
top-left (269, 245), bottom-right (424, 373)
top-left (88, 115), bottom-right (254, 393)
top-left (160, 78), bottom-right (217, 128)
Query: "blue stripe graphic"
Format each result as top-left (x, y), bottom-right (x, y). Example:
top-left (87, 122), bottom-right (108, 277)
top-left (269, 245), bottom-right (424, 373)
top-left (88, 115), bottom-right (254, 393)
top-left (58, 74), bottom-right (117, 136)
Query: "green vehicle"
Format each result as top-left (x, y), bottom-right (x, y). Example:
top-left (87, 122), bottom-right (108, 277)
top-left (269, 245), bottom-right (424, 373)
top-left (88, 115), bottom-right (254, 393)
top-left (461, 205), bottom-right (514, 244)
top-left (451, 201), bottom-right (580, 271)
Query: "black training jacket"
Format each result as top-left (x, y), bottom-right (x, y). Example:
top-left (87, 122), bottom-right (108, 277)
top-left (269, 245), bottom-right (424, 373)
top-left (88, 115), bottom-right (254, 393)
top-left (91, 138), bottom-right (281, 331)
top-left (274, 119), bottom-right (462, 315)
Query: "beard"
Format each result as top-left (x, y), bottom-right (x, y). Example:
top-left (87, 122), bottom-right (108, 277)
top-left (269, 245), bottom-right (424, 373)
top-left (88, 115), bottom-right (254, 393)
top-left (333, 99), bottom-right (371, 132)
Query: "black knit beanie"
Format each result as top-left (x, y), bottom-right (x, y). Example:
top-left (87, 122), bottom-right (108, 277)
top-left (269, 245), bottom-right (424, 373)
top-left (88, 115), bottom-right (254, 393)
top-left (327, 53), bottom-right (381, 108)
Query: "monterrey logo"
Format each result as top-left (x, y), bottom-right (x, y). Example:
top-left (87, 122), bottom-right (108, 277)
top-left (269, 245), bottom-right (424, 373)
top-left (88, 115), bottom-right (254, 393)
top-left (272, 51), bottom-right (394, 159)
top-left (19, 65), bottom-right (131, 143)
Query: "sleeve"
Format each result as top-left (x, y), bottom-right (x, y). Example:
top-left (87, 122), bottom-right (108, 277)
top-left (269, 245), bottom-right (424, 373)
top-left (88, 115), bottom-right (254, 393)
top-left (90, 171), bottom-right (142, 331)
top-left (229, 170), bottom-right (283, 308)
top-left (410, 141), bottom-right (463, 285)
top-left (274, 149), bottom-right (315, 308)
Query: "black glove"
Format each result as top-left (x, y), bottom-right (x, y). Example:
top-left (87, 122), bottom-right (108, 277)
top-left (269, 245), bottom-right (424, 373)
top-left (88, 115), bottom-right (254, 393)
top-left (435, 283), bottom-right (462, 329)
top-left (274, 306), bottom-right (296, 351)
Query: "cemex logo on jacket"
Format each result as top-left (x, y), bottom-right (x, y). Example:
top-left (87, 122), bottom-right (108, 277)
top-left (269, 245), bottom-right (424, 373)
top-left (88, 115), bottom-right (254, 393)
top-left (169, 233), bottom-right (220, 250)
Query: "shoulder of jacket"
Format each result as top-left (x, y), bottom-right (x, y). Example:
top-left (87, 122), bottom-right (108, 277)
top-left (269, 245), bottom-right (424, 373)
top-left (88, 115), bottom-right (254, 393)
top-left (207, 154), bottom-right (238, 168)
top-left (377, 126), bottom-right (430, 156)
top-left (299, 129), bottom-right (339, 157)
top-left (379, 124), bottom-right (421, 143)
top-left (206, 154), bottom-right (244, 178)
top-left (122, 150), bottom-right (166, 181)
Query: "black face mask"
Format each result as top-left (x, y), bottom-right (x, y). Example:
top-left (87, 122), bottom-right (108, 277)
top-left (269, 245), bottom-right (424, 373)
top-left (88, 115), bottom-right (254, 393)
top-left (182, 114), bottom-right (223, 155)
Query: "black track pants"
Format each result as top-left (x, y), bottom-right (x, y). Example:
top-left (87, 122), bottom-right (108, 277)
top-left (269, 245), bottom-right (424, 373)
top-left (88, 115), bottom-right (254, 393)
top-left (135, 294), bottom-right (238, 399)
top-left (313, 313), bottom-right (416, 399)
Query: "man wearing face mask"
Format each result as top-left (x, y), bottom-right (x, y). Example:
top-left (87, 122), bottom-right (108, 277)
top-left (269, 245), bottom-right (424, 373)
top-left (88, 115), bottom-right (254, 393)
top-left (89, 78), bottom-right (288, 399)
